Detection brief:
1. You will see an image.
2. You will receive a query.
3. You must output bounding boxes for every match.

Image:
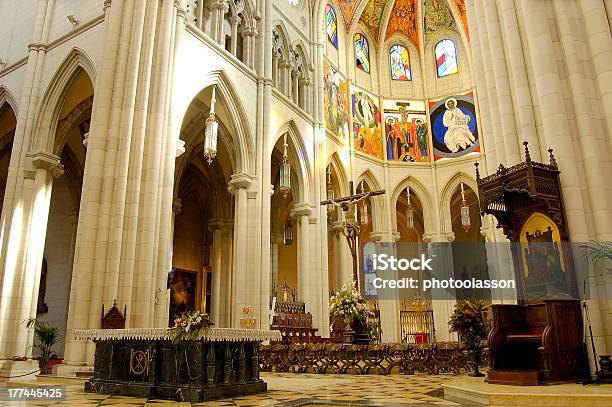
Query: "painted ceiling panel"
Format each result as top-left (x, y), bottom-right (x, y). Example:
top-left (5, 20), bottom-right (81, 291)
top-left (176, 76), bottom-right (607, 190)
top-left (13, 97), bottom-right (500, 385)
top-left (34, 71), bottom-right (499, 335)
top-left (358, 0), bottom-right (387, 42)
top-left (452, 0), bottom-right (469, 41)
top-left (337, 0), bottom-right (362, 30)
top-left (424, 0), bottom-right (456, 38)
top-left (384, 0), bottom-right (419, 48)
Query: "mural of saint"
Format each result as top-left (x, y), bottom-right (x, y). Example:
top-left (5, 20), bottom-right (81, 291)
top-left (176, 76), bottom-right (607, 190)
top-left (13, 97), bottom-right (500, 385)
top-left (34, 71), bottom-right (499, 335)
top-left (323, 61), bottom-right (349, 139)
top-left (383, 101), bottom-right (429, 162)
top-left (352, 91), bottom-right (383, 159)
top-left (442, 98), bottom-right (475, 152)
top-left (429, 92), bottom-right (480, 160)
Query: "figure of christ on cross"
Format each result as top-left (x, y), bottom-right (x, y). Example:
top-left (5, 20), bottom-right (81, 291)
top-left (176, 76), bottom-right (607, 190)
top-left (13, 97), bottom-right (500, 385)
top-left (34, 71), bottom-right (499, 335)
top-left (320, 181), bottom-right (385, 291)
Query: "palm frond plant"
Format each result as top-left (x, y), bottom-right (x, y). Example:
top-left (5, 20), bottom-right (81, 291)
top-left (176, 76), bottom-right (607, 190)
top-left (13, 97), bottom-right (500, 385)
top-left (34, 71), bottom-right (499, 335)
top-left (24, 318), bottom-right (59, 375)
top-left (449, 300), bottom-right (488, 377)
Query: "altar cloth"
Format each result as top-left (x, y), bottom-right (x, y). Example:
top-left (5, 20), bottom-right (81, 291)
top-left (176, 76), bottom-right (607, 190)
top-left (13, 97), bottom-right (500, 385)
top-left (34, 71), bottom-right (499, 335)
top-left (73, 328), bottom-right (282, 342)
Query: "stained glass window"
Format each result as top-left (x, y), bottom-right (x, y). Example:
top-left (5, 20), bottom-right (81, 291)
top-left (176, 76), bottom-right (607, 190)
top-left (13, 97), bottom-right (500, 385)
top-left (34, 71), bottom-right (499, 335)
top-left (355, 33), bottom-right (370, 73)
top-left (326, 4), bottom-right (338, 48)
top-left (389, 44), bottom-right (411, 81)
top-left (435, 39), bottom-right (458, 77)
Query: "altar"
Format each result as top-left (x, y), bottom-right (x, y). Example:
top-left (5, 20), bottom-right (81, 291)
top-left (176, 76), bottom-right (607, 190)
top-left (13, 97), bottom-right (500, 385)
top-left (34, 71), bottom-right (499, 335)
top-left (74, 328), bottom-right (282, 402)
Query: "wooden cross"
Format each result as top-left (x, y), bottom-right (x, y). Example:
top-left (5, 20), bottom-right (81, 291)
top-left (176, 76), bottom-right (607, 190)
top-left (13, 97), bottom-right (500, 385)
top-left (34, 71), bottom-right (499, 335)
top-left (321, 181), bottom-right (385, 290)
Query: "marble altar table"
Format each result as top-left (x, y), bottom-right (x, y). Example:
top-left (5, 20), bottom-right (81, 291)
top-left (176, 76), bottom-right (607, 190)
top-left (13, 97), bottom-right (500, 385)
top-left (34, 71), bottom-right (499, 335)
top-left (74, 328), bottom-right (282, 402)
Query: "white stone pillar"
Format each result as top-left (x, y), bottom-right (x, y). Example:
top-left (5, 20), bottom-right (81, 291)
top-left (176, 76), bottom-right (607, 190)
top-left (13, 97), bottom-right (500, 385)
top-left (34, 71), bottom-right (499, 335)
top-left (229, 174), bottom-right (253, 328)
top-left (209, 220), bottom-right (223, 328)
top-left (230, 16), bottom-right (240, 56)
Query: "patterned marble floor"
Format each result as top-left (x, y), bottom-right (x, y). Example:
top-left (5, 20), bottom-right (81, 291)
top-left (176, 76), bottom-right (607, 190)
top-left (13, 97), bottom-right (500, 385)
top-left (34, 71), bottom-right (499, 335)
top-left (0, 373), bottom-right (474, 407)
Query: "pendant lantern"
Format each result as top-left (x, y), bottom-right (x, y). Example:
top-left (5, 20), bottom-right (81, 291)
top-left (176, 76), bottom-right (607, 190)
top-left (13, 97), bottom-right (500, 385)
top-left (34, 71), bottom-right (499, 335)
top-left (406, 186), bottom-right (415, 230)
top-left (460, 182), bottom-right (471, 232)
top-left (203, 86), bottom-right (218, 164)
top-left (359, 181), bottom-right (369, 225)
top-left (279, 133), bottom-right (291, 198)
top-left (283, 219), bottom-right (293, 245)
top-left (326, 166), bottom-right (335, 216)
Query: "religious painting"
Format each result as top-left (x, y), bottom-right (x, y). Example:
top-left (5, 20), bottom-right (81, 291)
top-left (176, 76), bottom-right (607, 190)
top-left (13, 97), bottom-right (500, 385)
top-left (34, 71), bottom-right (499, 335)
top-left (383, 99), bottom-right (429, 162)
top-left (352, 91), bottom-right (383, 159)
top-left (323, 60), bottom-right (350, 139)
top-left (428, 92), bottom-right (479, 160)
top-left (337, 0), bottom-right (360, 30)
top-left (168, 268), bottom-right (197, 324)
top-left (519, 212), bottom-right (568, 298)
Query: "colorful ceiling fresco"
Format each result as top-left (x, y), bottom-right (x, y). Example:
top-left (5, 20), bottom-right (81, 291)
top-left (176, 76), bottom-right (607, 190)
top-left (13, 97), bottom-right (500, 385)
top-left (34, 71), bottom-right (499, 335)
top-left (337, 0), bottom-right (362, 30)
top-left (384, 0), bottom-right (419, 48)
top-left (452, 0), bottom-right (469, 41)
top-left (358, 0), bottom-right (387, 41)
top-left (424, 0), bottom-right (456, 37)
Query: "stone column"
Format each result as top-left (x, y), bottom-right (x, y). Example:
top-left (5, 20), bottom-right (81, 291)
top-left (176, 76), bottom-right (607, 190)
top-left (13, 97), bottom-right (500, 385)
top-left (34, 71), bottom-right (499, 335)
top-left (229, 173), bottom-right (253, 328)
top-left (270, 233), bottom-right (282, 297)
top-left (2, 152), bottom-right (62, 360)
top-left (209, 218), bottom-right (233, 328)
top-left (209, 0), bottom-right (226, 45)
top-left (426, 234), bottom-right (457, 342)
top-left (230, 15), bottom-right (240, 56)
top-left (292, 72), bottom-right (299, 105)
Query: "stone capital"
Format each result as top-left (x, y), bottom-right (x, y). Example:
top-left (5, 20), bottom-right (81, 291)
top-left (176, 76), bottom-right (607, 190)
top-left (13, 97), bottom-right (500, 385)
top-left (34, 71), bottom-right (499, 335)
top-left (172, 197), bottom-right (182, 214)
top-left (208, 218), bottom-right (234, 232)
top-left (369, 231), bottom-right (384, 242)
top-left (175, 138), bottom-right (185, 157)
top-left (292, 202), bottom-right (313, 217)
top-left (228, 173), bottom-right (254, 194)
top-left (27, 151), bottom-right (63, 178)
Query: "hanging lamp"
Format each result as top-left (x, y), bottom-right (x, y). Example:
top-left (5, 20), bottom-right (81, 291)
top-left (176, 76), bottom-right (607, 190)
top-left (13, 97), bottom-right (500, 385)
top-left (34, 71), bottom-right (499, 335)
top-left (279, 133), bottom-right (291, 198)
top-left (460, 182), bottom-right (471, 232)
top-left (203, 86), bottom-right (218, 164)
top-left (406, 186), bottom-right (415, 230)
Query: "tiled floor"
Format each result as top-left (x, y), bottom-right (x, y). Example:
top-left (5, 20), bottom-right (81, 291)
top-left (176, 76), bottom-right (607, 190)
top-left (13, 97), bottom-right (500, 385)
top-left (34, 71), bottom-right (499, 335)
top-left (0, 373), bottom-right (472, 407)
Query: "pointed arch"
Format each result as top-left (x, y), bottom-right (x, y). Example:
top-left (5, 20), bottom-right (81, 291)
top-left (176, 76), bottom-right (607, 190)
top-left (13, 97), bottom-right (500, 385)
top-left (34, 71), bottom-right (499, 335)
top-left (30, 48), bottom-right (96, 153)
top-left (440, 171), bottom-right (479, 234)
top-left (272, 21), bottom-right (291, 58)
top-left (0, 86), bottom-right (19, 115)
top-left (272, 120), bottom-right (312, 204)
top-left (390, 176), bottom-right (435, 235)
top-left (326, 152), bottom-right (349, 197)
top-left (175, 69), bottom-right (254, 175)
top-left (355, 169), bottom-right (384, 231)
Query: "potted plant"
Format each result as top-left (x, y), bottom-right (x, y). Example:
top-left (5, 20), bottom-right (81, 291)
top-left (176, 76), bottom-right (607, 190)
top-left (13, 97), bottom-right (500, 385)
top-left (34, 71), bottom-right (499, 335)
top-left (167, 310), bottom-right (213, 344)
top-left (449, 300), bottom-right (488, 377)
top-left (329, 281), bottom-right (377, 343)
top-left (24, 318), bottom-right (59, 375)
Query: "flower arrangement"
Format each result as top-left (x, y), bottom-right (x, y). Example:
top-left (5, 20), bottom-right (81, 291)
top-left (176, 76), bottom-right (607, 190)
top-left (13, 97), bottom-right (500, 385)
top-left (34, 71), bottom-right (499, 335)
top-left (329, 281), bottom-right (374, 328)
top-left (167, 310), bottom-right (213, 344)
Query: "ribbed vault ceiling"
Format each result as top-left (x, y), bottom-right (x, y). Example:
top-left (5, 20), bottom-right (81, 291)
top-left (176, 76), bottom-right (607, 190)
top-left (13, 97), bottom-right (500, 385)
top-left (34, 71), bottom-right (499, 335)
top-left (333, 0), bottom-right (468, 48)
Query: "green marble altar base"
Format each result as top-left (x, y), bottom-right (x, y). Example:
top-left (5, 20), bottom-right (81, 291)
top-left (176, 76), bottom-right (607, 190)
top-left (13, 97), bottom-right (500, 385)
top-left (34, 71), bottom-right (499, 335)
top-left (75, 328), bottom-right (280, 403)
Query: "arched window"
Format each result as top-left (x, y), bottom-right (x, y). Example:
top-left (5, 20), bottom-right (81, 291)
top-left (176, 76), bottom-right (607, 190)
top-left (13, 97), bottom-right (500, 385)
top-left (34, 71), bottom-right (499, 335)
top-left (354, 33), bottom-right (370, 73)
top-left (435, 39), bottom-right (458, 77)
top-left (389, 44), bottom-right (411, 81)
top-left (325, 4), bottom-right (338, 48)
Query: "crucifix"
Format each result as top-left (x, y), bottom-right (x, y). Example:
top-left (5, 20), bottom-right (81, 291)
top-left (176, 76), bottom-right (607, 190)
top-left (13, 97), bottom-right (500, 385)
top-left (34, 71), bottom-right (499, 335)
top-left (320, 180), bottom-right (385, 290)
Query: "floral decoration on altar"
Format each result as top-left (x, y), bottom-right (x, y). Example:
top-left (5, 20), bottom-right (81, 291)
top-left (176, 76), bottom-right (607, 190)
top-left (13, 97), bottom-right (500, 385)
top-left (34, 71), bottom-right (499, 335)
top-left (329, 281), bottom-right (380, 340)
top-left (167, 310), bottom-right (213, 344)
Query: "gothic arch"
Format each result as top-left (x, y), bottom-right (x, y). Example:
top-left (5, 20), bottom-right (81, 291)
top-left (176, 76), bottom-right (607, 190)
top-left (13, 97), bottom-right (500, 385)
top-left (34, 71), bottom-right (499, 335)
top-left (175, 70), bottom-right (254, 174)
top-left (390, 176), bottom-right (435, 235)
top-left (0, 86), bottom-right (19, 115)
top-left (53, 96), bottom-right (93, 155)
top-left (30, 47), bottom-right (96, 153)
top-left (439, 171), bottom-right (479, 235)
top-left (272, 120), bottom-right (312, 204)
top-left (272, 21), bottom-right (291, 60)
top-left (326, 152), bottom-right (349, 197)
top-left (355, 169), bottom-right (384, 232)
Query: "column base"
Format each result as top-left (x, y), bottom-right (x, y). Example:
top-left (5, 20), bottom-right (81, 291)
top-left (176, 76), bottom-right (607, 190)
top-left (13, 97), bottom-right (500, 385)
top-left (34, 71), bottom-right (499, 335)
top-left (0, 359), bottom-right (40, 382)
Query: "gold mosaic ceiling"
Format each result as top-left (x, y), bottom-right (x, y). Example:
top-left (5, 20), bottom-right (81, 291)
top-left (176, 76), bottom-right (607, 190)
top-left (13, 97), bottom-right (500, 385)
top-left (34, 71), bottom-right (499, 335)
top-left (334, 0), bottom-right (469, 48)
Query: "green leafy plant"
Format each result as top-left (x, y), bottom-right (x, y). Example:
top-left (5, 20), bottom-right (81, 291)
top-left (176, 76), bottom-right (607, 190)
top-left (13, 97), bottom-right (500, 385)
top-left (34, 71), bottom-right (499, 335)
top-left (167, 310), bottom-right (213, 344)
top-left (24, 318), bottom-right (58, 374)
top-left (448, 300), bottom-right (488, 349)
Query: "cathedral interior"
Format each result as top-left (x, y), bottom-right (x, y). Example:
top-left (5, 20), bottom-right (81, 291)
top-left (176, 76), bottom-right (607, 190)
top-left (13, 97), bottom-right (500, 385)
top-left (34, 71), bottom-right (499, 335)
top-left (0, 0), bottom-right (611, 405)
